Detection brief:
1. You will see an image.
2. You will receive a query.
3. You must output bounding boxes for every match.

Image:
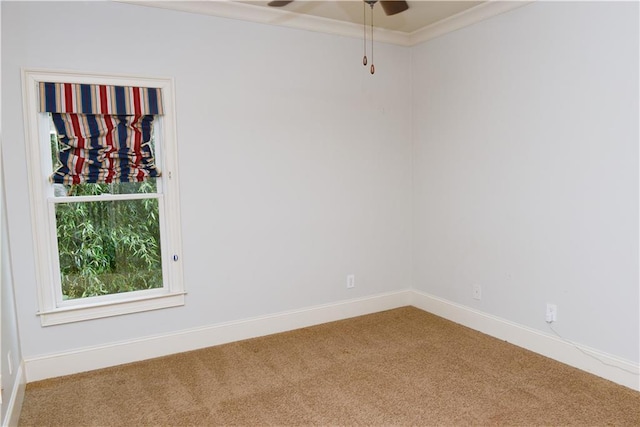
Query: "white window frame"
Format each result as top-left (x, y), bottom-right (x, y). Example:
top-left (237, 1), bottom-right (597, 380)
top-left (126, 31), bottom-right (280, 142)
top-left (22, 69), bottom-right (185, 326)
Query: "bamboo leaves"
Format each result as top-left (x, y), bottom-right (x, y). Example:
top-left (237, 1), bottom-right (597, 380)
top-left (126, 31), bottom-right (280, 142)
top-left (56, 186), bottom-right (162, 299)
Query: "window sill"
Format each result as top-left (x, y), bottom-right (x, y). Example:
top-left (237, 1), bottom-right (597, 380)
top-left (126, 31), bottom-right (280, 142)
top-left (37, 292), bottom-right (186, 326)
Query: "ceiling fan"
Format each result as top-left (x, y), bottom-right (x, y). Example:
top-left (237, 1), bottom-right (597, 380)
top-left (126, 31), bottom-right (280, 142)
top-left (267, 1), bottom-right (409, 17)
top-left (267, 1), bottom-right (409, 74)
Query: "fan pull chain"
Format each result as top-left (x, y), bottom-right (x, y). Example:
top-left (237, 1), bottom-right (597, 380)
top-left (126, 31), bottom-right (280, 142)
top-left (362, 0), bottom-right (367, 66)
top-left (370, 3), bottom-right (375, 75)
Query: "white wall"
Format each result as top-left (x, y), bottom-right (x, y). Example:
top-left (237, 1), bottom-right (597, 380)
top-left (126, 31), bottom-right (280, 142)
top-left (2, 178), bottom-right (25, 427)
top-left (1, 1), bottom-right (412, 362)
top-left (412, 1), bottom-right (639, 364)
top-left (2, 0), bottom-right (27, 421)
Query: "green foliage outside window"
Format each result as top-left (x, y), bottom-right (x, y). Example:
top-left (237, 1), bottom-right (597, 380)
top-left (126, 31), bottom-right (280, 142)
top-left (56, 185), bottom-right (163, 300)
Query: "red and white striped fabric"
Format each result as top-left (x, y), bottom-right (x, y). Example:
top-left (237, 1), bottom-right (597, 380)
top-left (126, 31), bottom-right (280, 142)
top-left (39, 82), bottom-right (163, 185)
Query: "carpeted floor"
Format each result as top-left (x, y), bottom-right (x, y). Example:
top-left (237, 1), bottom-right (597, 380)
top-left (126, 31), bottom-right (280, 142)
top-left (19, 307), bottom-right (640, 426)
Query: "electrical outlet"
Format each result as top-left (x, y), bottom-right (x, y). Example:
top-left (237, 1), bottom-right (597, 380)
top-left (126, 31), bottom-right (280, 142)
top-left (346, 274), bottom-right (355, 289)
top-left (545, 303), bottom-right (557, 323)
top-left (472, 284), bottom-right (482, 300)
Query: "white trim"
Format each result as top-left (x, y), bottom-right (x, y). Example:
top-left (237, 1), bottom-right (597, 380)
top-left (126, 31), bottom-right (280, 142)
top-left (21, 68), bottom-right (185, 326)
top-left (51, 193), bottom-right (160, 203)
top-left (22, 290), bottom-right (639, 391)
top-left (1, 363), bottom-right (26, 427)
top-left (24, 290), bottom-right (413, 382)
top-left (410, 291), bottom-right (640, 392)
top-left (408, 1), bottom-right (534, 46)
top-left (117, 0), bottom-right (408, 46)
top-left (38, 292), bottom-right (186, 326)
top-left (115, 0), bottom-right (534, 47)
top-left (21, 68), bottom-right (176, 89)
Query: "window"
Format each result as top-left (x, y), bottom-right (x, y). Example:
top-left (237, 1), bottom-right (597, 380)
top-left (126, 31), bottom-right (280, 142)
top-left (23, 70), bottom-right (184, 326)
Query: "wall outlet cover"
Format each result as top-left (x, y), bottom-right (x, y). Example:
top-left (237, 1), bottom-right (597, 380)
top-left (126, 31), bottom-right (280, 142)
top-left (472, 284), bottom-right (482, 300)
top-left (347, 274), bottom-right (355, 289)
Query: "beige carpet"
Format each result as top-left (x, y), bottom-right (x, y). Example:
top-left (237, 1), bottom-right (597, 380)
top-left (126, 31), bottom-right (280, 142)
top-left (19, 307), bottom-right (640, 426)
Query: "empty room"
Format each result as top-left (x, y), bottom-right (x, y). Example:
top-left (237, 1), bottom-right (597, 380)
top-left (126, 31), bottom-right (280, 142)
top-left (1, 0), bottom-right (639, 425)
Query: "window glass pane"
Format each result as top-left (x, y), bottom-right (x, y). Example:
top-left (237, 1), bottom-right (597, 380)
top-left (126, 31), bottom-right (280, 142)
top-left (55, 198), bottom-right (163, 300)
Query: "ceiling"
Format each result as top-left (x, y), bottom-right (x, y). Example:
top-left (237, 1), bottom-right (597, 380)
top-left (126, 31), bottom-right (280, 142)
top-left (239, 1), bottom-right (484, 34)
top-left (118, 1), bottom-right (531, 46)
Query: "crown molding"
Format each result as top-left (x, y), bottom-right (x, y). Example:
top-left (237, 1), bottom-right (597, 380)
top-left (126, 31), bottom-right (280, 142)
top-left (409, 1), bottom-right (534, 45)
top-left (115, 1), bottom-right (534, 47)
top-left (116, 0), bottom-right (409, 45)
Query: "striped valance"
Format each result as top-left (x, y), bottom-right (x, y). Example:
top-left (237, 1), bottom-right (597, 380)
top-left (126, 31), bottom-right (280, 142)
top-left (39, 82), bottom-right (163, 115)
top-left (40, 81), bottom-right (163, 186)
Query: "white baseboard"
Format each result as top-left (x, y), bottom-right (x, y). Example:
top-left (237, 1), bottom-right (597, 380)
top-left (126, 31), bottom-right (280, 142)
top-left (410, 290), bottom-right (640, 392)
top-left (24, 290), bottom-right (413, 382)
top-left (23, 289), bottom-right (639, 392)
top-left (2, 362), bottom-right (26, 427)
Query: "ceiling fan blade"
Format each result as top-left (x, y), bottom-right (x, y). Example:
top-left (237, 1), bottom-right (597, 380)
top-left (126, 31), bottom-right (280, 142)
top-left (380, 1), bottom-right (409, 16)
top-left (268, 1), bottom-right (294, 6)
